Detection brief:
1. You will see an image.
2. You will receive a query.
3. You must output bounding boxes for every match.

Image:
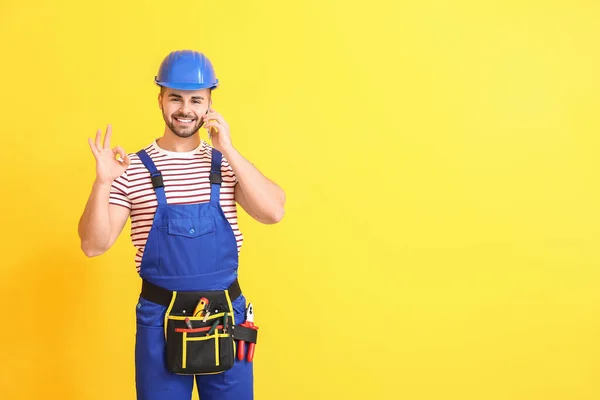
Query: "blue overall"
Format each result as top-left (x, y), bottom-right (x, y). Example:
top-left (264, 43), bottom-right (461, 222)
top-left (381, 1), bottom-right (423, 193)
top-left (134, 148), bottom-right (253, 400)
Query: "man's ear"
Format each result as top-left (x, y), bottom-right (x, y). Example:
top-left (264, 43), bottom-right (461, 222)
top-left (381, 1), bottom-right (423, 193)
top-left (158, 93), bottom-right (163, 110)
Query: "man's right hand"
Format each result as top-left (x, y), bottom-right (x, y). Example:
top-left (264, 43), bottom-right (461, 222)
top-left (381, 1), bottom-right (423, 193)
top-left (88, 124), bottom-right (130, 184)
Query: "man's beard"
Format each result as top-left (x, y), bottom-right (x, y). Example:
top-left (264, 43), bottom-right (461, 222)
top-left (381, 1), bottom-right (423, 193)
top-left (163, 112), bottom-right (204, 138)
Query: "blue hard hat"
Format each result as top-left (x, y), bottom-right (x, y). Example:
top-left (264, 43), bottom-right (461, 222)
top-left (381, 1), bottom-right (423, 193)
top-left (155, 50), bottom-right (219, 90)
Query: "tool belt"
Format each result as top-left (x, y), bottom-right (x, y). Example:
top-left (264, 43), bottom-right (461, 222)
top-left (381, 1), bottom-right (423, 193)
top-left (140, 279), bottom-right (258, 375)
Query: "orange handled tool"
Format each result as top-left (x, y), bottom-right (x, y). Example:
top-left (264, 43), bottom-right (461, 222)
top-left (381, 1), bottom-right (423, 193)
top-left (237, 303), bottom-right (259, 362)
top-left (194, 297), bottom-right (210, 318)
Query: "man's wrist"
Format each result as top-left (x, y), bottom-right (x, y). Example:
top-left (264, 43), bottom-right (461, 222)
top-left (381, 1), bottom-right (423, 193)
top-left (93, 179), bottom-right (113, 191)
top-left (220, 144), bottom-right (237, 159)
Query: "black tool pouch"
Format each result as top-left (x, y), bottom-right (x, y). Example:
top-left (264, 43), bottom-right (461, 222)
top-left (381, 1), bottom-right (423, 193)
top-left (164, 290), bottom-right (236, 375)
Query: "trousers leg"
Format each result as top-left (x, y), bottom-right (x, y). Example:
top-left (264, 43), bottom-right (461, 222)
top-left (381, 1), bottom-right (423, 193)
top-left (135, 296), bottom-right (194, 400)
top-left (196, 295), bottom-right (254, 400)
top-left (195, 357), bottom-right (254, 400)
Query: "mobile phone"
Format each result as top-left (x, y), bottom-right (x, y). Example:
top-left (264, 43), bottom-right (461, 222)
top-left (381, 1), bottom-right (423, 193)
top-left (205, 108), bottom-right (213, 140)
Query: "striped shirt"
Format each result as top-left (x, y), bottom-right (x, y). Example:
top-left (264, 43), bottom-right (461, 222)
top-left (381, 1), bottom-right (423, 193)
top-left (109, 140), bottom-right (243, 272)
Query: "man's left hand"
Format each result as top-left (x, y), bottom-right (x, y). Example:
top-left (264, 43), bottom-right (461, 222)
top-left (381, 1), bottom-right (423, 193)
top-left (203, 109), bottom-right (233, 152)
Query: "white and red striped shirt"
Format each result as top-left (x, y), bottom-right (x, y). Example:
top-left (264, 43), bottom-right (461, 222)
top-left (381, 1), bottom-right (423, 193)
top-left (109, 140), bottom-right (243, 272)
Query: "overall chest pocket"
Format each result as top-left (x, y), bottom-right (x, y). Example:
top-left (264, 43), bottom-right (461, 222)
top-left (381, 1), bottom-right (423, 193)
top-left (158, 217), bottom-right (218, 275)
top-left (168, 217), bottom-right (216, 238)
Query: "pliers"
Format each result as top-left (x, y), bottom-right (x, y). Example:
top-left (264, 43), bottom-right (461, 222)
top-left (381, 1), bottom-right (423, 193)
top-left (237, 303), bottom-right (258, 362)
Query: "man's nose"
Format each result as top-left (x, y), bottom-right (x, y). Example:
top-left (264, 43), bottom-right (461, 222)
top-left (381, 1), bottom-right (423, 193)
top-left (178, 100), bottom-right (192, 115)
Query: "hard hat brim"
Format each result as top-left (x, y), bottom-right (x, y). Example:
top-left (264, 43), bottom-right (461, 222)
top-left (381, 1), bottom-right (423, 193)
top-left (155, 78), bottom-right (219, 91)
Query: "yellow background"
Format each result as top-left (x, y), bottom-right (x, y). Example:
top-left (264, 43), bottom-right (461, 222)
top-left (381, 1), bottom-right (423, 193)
top-left (1, 0), bottom-right (600, 399)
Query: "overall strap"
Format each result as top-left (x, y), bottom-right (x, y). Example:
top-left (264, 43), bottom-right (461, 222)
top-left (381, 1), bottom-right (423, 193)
top-left (210, 148), bottom-right (222, 206)
top-left (136, 149), bottom-right (167, 206)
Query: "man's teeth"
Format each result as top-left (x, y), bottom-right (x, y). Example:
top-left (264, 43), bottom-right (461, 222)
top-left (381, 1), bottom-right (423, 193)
top-left (176, 118), bottom-right (194, 122)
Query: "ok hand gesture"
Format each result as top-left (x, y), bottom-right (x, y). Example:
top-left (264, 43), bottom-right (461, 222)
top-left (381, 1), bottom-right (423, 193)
top-left (87, 124), bottom-right (130, 185)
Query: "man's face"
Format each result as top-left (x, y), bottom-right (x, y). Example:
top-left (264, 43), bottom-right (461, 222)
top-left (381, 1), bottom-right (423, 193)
top-left (158, 87), bottom-right (211, 138)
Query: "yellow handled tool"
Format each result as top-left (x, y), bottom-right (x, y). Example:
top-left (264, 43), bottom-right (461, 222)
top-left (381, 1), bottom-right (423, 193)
top-left (194, 297), bottom-right (210, 318)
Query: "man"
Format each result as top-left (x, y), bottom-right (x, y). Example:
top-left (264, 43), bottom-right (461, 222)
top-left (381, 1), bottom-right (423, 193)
top-left (78, 50), bottom-right (285, 400)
